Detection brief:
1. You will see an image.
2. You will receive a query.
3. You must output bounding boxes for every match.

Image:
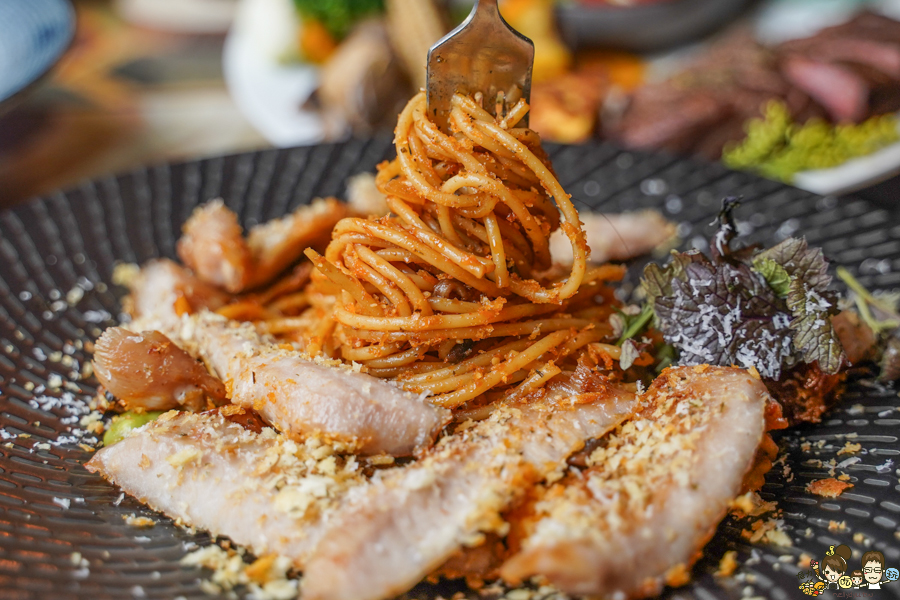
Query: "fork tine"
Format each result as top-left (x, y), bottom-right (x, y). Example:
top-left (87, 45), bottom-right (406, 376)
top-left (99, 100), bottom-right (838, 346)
top-left (426, 0), bottom-right (534, 133)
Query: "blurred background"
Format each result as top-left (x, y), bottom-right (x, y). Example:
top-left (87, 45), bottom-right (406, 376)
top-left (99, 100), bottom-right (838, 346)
top-left (2, 0), bottom-right (900, 208)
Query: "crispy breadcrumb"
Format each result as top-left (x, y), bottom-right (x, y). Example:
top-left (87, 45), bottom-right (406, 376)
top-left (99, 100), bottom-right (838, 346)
top-left (807, 478), bottom-right (854, 498)
top-left (715, 551), bottom-right (739, 578)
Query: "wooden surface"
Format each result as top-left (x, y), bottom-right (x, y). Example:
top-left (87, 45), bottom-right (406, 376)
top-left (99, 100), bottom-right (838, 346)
top-left (0, 0), bottom-right (267, 209)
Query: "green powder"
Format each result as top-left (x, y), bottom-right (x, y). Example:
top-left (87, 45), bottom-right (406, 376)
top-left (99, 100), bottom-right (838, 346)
top-left (722, 101), bottom-right (899, 182)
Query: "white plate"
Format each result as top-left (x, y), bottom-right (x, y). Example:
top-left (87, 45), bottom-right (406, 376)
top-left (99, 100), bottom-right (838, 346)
top-left (116, 0), bottom-right (238, 34)
top-left (222, 0), bottom-right (325, 147)
top-left (753, 0), bottom-right (900, 195)
top-left (793, 121), bottom-right (900, 196)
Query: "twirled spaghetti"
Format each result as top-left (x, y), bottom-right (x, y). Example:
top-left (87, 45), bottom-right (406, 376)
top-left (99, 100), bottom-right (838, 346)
top-left (253, 91), bottom-right (631, 409)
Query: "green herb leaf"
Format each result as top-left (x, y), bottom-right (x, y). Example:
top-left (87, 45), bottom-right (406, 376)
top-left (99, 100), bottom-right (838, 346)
top-left (617, 304), bottom-right (654, 345)
top-left (654, 344), bottom-right (677, 373)
top-left (722, 100), bottom-right (900, 183)
top-left (650, 255), bottom-right (795, 379)
top-left (835, 267), bottom-right (900, 381)
top-left (786, 278), bottom-right (843, 374)
top-left (293, 0), bottom-right (384, 39)
top-left (641, 198), bottom-right (845, 380)
top-left (752, 257), bottom-right (791, 297)
top-left (754, 237), bottom-right (831, 290)
top-left (642, 250), bottom-right (702, 307)
top-left (755, 237), bottom-right (843, 374)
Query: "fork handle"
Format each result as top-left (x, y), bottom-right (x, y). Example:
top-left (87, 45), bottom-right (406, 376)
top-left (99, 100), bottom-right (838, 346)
top-left (473, 0), bottom-right (500, 19)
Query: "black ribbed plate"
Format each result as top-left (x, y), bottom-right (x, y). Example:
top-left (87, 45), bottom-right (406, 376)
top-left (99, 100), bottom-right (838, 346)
top-left (1, 138), bottom-right (899, 600)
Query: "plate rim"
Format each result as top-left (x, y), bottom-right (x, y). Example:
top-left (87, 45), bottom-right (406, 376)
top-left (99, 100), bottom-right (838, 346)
top-left (2, 138), bottom-right (900, 599)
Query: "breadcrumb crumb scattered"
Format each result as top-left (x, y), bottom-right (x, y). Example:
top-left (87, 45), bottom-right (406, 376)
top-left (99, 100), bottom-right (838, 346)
top-left (837, 442), bottom-right (862, 456)
top-left (741, 518), bottom-right (792, 546)
top-left (181, 545), bottom-right (298, 600)
top-left (124, 514), bottom-right (156, 528)
top-left (166, 447), bottom-right (201, 467)
top-left (112, 263), bottom-right (141, 287)
top-left (367, 454), bottom-right (395, 466)
top-left (765, 528), bottom-right (793, 547)
top-left (730, 492), bottom-right (777, 517)
top-left (715, 551), bottom-right (739, 578)
top-left (807, 478), bottom-right (853, 498)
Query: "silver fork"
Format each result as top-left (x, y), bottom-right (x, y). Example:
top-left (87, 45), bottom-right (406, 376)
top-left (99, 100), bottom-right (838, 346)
top-left (426, 0), bottom-right (534, 133)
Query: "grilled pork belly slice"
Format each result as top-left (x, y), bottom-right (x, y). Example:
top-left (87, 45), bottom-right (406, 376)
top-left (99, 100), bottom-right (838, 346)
top-left (300, 379), bottom-right (638, 600)
top-left (245, 198), bottom-right (348, 287)
top-left (177, 198), bottom-right (348, 293)
top-left (549, 210), bottom-right (676, 265)
top-left (177, 200), bottom-right (252, 294)
top-left (500, 366), bottom-right (770, 598)
top-left (93, 327), bottom-right (228, 412)
top-left (114, 264), bottom-right (448, 455)
top-left (176, 311), bottom-right (450, 456)
top-left (86, 410), bottom-right (364, 562)
top-left (124, 258), bottom-right (230, 326)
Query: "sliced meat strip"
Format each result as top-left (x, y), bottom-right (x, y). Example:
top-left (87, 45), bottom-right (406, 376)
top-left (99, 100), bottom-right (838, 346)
top-left (300, 380), bottom-right (638, 600)
top-left (692, 118), bottom-right (750, 161)
top-left (780, 37), bottom-right (900, 78)
top-left (346, 173), bottom-right (389, 217)
top-left (245, 197), bottom-right (349, 289)
top-left (174, 311), bottom-right (451, 456)
top-left (177, 199), bottom-right (252, 294)
top-left (611, 87), bottom-right (730, 153)
top-left (783, 11), bottom-right (900, 50)
top-left (781, 55), bottom-right (870, 122)
top-left (120, 262), bottom-right (448, 455)
top-left (125, 258), bottom-right (230, 327)
top-left (93, 327), bottom-right (228, 412)
top-left (854, 62), bottom-right (900, 116)
top-left (177, 198), bottom-right (348, 293)
top-left (86, 410), bottom-right (365, 563)
top-left (549, 210), bottom-right (677, 265)
top-left (784, 87), bottom-right (827, 124)
top-left (500, 366), bottom-right (770, 598)
top-left (611, 12), bottom-right (900, 160)
top-left (850, 11), bottom-right (900, 42)
top-left (832, 309), bottom-right (878, 365)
